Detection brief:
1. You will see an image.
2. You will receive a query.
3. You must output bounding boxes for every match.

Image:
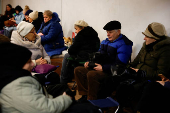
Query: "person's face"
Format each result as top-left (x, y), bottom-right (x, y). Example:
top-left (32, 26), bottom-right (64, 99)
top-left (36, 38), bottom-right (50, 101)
top-left (25, 15), bottom-right (29, 21)
top-left (15, 10), bottom-right (19, 14)
top-left (6, 6), bottom-right (11, 11)
top-left (43, 14), bottom-right (52, 23)
top-left (144, 36), bottom-right (156, 45)
top-left (75, 26), bottom-right (83, 34)
top-left (25, 28), bottom-right (36, 41)
top-left (22, 58), bottom-right (34, 72)
top-left (106, 30), bottom-right (120, 42)
top-left (29, 17), bottom-right (33, 23)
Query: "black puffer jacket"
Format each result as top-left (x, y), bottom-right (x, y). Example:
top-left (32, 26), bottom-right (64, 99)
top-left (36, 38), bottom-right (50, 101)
top-left (68, 26), bottom-right (100, 60)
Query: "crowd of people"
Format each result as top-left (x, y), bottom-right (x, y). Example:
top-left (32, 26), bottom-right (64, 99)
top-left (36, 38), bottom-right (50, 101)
top-left (0, 3), bottom-right (170, 113)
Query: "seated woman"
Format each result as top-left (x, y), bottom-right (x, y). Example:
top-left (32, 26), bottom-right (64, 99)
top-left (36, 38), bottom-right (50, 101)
top-left (29, 11), bottom-right (43, 32)
top-left (0, 4), bottom-right (15, 29)
top-left (37, 10), bottom-right (66, 57)
top-left (0, 42), bottom-right (72, 113)
top-left (60, 20), bottom-right (100, 84)
top-left (11, 21), bottom-right (50, 66)
top-left (4, 5), bottom-right (24, 38)
top-left (23, 9), bottom-right (33, 22)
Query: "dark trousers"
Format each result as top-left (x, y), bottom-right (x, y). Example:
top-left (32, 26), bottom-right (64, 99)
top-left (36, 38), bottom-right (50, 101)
top-left (74, 66), bottom-right (107, 100)
top-left (136, 82), bottom-right (170, 113)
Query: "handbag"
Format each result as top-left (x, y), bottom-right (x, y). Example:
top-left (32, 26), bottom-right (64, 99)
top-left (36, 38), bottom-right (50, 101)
top-left (4, 20), bottom-right (15, 27)
top-left (32, 64), bottom-right (58, 74)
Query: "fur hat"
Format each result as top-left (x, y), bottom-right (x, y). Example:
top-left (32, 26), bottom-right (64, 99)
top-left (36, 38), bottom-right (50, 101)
top-left (142, 22), bottom-right (167, 40)
top-left (17, 21), bottom-right (34, 37)
top-left (25, 10), bottom-right (33, 16)
top-left (74, 20), bottom-right (88, 27)
top-left (15, 5), bottom-right (23, 12)
top-left (0, 43), bottom-right (32, 69)
top-left (29, 11), bottom-right (38, 20)
top-left (103, 20), bottom-right (121, 30)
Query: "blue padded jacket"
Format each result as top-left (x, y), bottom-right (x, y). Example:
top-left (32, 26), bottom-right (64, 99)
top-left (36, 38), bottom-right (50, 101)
top-left (99, 34), bottom-right (133, 73)
top-left (37, 12), bottom-right (66, 56)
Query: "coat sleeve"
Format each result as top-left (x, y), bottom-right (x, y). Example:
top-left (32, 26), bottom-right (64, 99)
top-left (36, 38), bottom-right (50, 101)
top-left (140, 50), bottom-right (170, 79)
top-left (5, 77), bottom-right (72, 113)
top-left (41, 22), bottom-right (62, 44)
top-left (68, 35), bottom-right (83, 55)
top-left (42, 46), bottom-right (51, 64)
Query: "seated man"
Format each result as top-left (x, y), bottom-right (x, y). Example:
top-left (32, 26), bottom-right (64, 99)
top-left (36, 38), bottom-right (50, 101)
top-left (74, 20), bottom-right (133, 102)
top-left (114, 22), bottom-right (170, 109)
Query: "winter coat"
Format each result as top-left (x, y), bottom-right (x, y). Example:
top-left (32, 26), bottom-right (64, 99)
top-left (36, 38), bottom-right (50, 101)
top-left (130, 37), bottom-right (170, 79)
top-left (11, 31), bottom-right (51, 66)
top-left (15, 11), bottom-right (24, 24)
top-left (0, 67), bottom-right (72, 113)
top-left (99, 34), bottom-right (133, 73)
top-left (37, 12), bottom-right (66, 56)
top-left (68, 26), bottom-right (100, 60)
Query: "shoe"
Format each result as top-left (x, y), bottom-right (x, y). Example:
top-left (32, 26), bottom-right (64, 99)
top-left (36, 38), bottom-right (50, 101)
top-left (77, 95), bottom-right (88, 103)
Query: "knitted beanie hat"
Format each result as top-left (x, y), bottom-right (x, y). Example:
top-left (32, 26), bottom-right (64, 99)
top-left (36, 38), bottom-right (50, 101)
top-left (103, 20), bottom-right (121, 30)
top-left (17, 21), bottom-right (34, 37)
top-left (142, 22), bottom-right (167, 40)
top-left (74, 20), bottom-right (88, 27)
top-left (29, 11), bottom-right (38, 20)
top-left (25, 10), bottom-right (33, 16)
top-left (0, 43), bottom-right (32, 69)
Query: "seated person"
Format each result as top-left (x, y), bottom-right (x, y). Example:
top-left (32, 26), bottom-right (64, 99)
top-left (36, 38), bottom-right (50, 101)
top-left (74, 20), bottom-right (133, 101)
top-left (0, 4), bottom-right (15, 29)
top-left (23, 9), bottom-right (33, 22)
top-left (4, 5), bottom-right (24, 38)
top-left (11, 21), bottom-right (50, 66)
top-left (114, 22), bottom-right (170, 109)
top-left (136, 74), bottom-right (170, 113)
top-left (60, 20), bottom-right (100, 84)
top-left (29, 11), bottom-right (43, 32)
top-left (0, 43), bottom-right (72, 113)
top-left (37, 10), bottom-right (66, 56)
top-left (22, 5), bottom-right (32, 22)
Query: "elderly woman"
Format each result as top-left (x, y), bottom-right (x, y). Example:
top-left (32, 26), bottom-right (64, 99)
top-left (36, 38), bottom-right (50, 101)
top-left (11, 21), bottom-right (50, 66)
top-left (29, 11), bottom-right (42, 32)
top-left (37, 10), bottom-right (66, 56)
top-left (60, 20), bottom-right (100, 84)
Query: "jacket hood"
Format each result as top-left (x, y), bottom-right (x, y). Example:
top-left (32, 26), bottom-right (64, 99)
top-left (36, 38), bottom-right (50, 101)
top-left (51, 12), bottom-right (60, 22)
top-left (11, 31), bottom-right (41, 49)
top-left (77, 26), bottom-right (98, 38)
top-left (0, 67), bottom-right (31, 92)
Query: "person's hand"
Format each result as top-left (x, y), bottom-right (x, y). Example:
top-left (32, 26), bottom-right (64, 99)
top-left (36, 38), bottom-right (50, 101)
top-left (84, 62), bottom-right (89, 68)
top-left (10, 19), bottom-right (16, 23)
top-left (35, 57), bottom-right (43, 65)
top-left (38, 33), bottom-right (44, 36)
top-left (131, 67), bottom-right (139, 72)
top-left (94, 63), bottom-right (103, 71)
top-left (157, 81), bottom-right (166, 86)
top-left (40, 59), bottom-right (47, 64)
top-left (158, 74), bottom-right (169, 81)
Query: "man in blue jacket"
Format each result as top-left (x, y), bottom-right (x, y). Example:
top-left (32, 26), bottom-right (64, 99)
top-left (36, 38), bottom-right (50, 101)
top-left (74, 20), bottom-right (133, 102)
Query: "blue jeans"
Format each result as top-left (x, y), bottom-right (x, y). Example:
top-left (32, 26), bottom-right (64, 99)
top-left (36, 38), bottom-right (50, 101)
top-left (60, 53), bottom-right (74, 84)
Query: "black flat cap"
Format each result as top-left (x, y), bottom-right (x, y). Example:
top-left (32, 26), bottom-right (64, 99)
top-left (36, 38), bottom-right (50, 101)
top-left (103, 20), bottom-right (121, 30)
